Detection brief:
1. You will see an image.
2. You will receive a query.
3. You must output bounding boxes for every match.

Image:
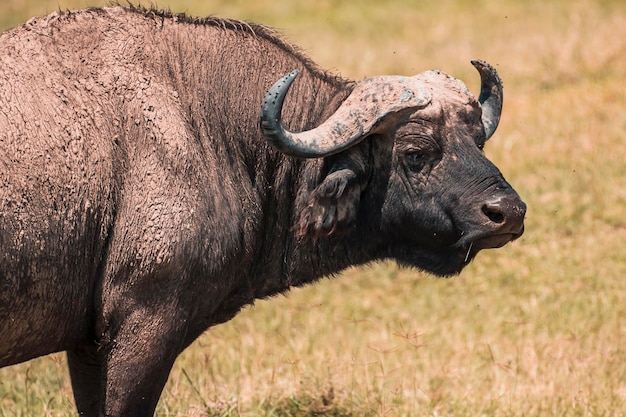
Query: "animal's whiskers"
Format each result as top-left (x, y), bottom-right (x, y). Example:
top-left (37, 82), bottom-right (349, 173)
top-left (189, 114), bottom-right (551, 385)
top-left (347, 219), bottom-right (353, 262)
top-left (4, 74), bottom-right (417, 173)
top-left (465, 242), bottom-right (473, 263)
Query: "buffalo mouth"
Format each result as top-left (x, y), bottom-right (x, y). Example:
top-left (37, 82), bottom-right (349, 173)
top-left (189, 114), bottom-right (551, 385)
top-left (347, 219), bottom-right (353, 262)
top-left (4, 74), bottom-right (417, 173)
top-left (388, 225), bottom-right (524, 277)
top-left (460, 226), bottom-right (525, 265)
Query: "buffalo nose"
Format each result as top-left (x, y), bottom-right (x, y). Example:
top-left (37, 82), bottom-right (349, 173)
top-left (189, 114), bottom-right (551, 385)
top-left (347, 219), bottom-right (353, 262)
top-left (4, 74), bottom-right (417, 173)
top-left (482, 195), bottom-right (526, 236)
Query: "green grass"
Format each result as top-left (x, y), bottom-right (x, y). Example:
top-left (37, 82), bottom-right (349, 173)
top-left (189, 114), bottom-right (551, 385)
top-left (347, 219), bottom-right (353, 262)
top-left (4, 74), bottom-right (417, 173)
top-left (1, 0), bottom-right (625, 416)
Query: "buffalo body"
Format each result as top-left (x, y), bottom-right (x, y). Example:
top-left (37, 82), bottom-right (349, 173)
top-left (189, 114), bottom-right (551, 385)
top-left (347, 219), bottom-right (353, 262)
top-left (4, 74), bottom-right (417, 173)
top-left (0, 6), bottom-right (525, 416)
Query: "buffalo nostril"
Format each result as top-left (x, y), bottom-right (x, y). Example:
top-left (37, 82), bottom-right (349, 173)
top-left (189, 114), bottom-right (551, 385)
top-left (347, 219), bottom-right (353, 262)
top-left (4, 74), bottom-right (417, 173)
top-left (481, 196), bottom-right (526, 236)
top-left (482, 203), bottom-right (505, 224)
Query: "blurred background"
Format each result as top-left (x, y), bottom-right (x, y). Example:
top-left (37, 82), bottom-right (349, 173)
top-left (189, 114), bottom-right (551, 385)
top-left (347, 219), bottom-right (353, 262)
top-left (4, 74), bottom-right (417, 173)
top-left (0, 1), bottom-right (625, 416)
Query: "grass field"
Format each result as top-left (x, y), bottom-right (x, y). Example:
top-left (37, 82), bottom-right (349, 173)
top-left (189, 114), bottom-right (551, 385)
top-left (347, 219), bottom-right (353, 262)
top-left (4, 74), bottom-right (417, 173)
top-left (1, 0), bottom-right (625, 416)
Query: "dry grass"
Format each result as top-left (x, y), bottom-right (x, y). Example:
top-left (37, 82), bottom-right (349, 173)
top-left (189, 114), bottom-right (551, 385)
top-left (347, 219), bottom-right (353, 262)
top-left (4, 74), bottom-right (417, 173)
top-left (1, 0), bottom-right (625, 416)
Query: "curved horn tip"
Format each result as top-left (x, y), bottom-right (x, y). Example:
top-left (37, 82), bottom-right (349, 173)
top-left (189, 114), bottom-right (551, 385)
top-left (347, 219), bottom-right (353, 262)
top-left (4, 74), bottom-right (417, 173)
top-left (470, 59), bottom-right (503, 140)
top-left (275, 69), bottom-right (300, 90)
top-left (262, 69), bottom-right (299, 106)
top-left (470, 59), bottom-right (502, 86)
top-left (260, 69), bottom-right (300, 129)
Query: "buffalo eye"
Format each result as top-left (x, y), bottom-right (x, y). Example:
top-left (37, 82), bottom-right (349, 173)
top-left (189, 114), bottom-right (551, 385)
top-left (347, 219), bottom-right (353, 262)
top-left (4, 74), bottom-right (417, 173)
top-left (405, 150), bottom-right (429, 171)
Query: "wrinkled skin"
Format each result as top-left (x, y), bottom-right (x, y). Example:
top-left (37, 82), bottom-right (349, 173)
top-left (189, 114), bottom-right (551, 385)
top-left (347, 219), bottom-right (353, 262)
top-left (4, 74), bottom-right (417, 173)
top-left (0, 6), bottom-right (525, 417)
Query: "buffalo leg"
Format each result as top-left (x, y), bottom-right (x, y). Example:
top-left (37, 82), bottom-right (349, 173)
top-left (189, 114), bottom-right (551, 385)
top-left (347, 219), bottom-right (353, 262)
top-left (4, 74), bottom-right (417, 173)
top-left (67, 344), bottom-right (104, 417)
top-left (100, 309), bottom-right (188, 417)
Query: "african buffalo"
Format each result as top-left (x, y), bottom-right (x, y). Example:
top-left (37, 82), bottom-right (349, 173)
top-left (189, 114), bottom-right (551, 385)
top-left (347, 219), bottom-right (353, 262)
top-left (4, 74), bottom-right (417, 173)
top-left (0, 5), bottom-right (526, 416)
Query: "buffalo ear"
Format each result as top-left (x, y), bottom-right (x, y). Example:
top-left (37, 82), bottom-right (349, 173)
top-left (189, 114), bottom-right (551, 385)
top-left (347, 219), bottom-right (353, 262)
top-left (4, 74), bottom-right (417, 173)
top-left (297, 167), bottom-right (362, 238)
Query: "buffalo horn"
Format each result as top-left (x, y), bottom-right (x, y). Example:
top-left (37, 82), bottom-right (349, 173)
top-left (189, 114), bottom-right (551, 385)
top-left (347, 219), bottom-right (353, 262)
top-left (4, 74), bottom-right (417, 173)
top-left (471, 60), bottom-right (503, 140)
top-left (260, 70), bottom-right (431, 158)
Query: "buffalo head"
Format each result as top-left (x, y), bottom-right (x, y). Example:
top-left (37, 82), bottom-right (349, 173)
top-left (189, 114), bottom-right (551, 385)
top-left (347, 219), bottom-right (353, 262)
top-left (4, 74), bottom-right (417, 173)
top-left (260, 60), bottom-right (526, 276)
